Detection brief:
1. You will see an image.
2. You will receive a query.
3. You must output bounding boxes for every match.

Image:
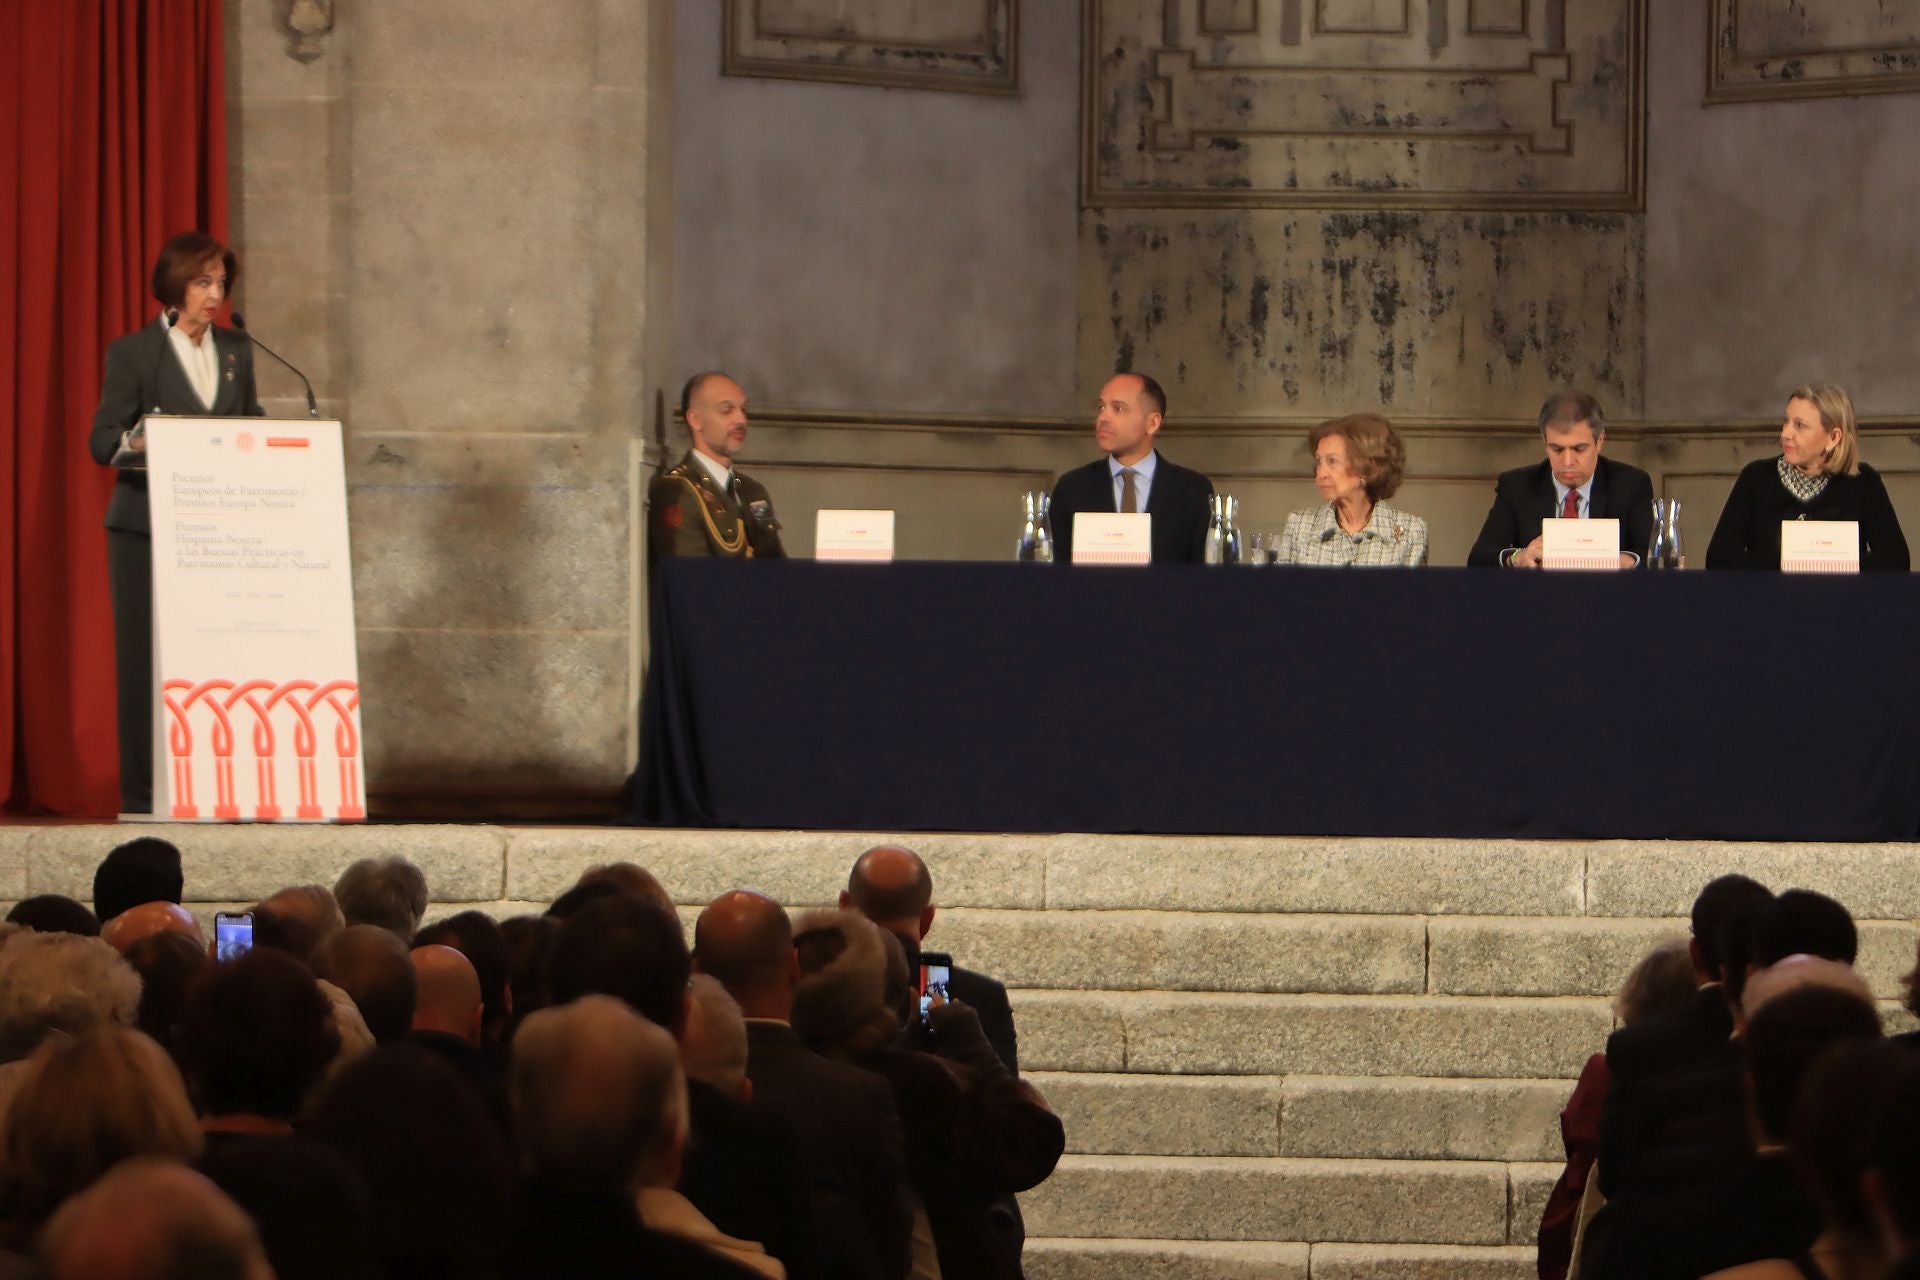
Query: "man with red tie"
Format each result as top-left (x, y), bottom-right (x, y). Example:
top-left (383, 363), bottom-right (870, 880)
top-left (1468, 390), bottom-right (1655, 568)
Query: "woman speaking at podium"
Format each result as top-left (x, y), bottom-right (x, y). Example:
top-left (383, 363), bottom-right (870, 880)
top-left (88, 231), bottom-right (264, 815)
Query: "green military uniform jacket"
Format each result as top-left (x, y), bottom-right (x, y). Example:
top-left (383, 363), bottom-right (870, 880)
top-left (647, 450), bottom-right (787, 563)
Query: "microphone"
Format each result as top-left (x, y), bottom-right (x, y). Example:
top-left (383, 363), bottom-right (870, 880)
top-left (230, 312), bottom-right (319, 418)
top-left (149, 308), bottom-right (178, 412)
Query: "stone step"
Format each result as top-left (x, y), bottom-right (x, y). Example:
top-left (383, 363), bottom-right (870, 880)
top-left (1023, 1239), bottom-right (1537, 1280)
top-left (1025, 1073), bottom-right (1571, 1161)
top-left (1021, 1154), bottom-right (1532, 1246)
top-left (1012, 991), bottom-right (1610, 1078)
top-left (1586, 842), bottom-right (1920, 920)
top-left (1428, 915), bottom-right (1916, 1001)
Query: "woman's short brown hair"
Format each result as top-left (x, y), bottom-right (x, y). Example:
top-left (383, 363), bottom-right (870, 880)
top-left (150, 231), bottom-right (238, 310)
top-left (1307, 413), bottom-right (1408, 502)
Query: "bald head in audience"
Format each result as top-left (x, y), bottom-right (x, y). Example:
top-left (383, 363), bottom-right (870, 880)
top-left (692, 890), bottom-right (796, 1021)
top-left (101, 901), bottom-right (205, 954)
top-left (411, 944), bottom-right (483, 1046)
top-left (513, 995), bottom-right (688, 1195)
top-left (39, 1159), bottom-right (273, 1280)
top-left (313, 924), bottom-right (416, 1043)
top-left (841, 844), bottom-right (937, 942)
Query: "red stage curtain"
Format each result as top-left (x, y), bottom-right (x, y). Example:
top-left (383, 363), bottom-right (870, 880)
top-left (2, 0), bottom-right (229, 816)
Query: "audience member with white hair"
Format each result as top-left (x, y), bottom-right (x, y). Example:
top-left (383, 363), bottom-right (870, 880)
top-left (38, 1159), bottom-right (273, 1280)
top-left (506, 995), bottom-right (760, 1279)
top-left (332, 855), bottom-right (429, 941)
top-left (0, 931), bottom-right (142, 1127)
top-left (682, 974), bottom-right (751, 1102)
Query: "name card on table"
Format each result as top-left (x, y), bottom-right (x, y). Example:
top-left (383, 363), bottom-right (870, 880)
top-left (1072, 512), bottom-right (1152, 565)
top-left (1542, 517), bottom-right (1621, 571)
top-left (815, 509), bottom-right (895, 562)
top-left (1781, 520), bottom-right (1860, 573)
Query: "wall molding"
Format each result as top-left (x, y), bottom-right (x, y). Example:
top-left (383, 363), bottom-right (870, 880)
top-left (722, 0), bottom-right (1019, 95)
top-left (1708, 0), bottom-right (1920, 104)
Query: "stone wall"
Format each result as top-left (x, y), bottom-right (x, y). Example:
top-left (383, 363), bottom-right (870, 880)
top-left (226, 0), bottom-right (664, 813)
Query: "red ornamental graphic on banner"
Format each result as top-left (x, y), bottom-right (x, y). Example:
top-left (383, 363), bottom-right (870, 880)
top-left (162, 677), bottom-right (364, 821)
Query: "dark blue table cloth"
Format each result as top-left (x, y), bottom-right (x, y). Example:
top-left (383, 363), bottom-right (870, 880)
top-left (633, 560), bottom-right (1920, 841)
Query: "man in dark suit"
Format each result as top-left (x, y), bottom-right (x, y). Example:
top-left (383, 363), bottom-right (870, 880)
top-left (648, 371), bottom-right (785, 565)
top-left (694, 890), bottom-right (913, 1280)
top-left (1579, 874), bottom-right (1774, 1280)
top-left (1467, 390), bottom-right (1655, 568)
top-left (1049, 371), bottom-right (1213, 564)
top-left (840, 844), bottom-right (1017, 1076)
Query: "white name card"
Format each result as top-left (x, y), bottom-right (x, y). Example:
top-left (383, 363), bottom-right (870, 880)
top-left (1541, 517), bottom-right (1621, 571)
top-left (814, 509), bottom-right (895, 562)
top-left (1781, 520), bottom-right (1860, 573)
top-left (1072, 512), bottom-right (1152, 565)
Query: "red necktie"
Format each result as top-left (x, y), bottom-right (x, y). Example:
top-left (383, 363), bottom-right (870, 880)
top-left (1561, 489), bottom-right (1580, 519)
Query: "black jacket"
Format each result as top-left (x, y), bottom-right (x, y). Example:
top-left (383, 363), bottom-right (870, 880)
top-left (1705, 457), bottom-right (1910, 570)
top-left (1467, 455), bottom-right (1655, 567)
top-left (1048, 452), bottom-right (1214, 564)
top-left (89, 316), bottom-right (264, 534)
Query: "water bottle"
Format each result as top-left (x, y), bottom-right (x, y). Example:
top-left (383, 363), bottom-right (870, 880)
top-left (1203, 494), bottom-right (1226, 564)
top-left (1647, 498), bottom-right (1683, 569)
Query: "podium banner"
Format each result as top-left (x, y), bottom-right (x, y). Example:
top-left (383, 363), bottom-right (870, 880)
top-left (146, 417), bottom-right (366, 821)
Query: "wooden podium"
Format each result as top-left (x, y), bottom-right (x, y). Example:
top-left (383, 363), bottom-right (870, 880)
top-left (142, 415), bottom-right (366, 821)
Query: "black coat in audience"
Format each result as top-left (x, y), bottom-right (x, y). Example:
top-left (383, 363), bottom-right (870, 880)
top-left (1654, 1150), bottom-right (1823, 1278)
top-left (503, 1181), bottom-right (763, 1280)
top-left (943, 968), bottom-right (1018, 1077)
top-left (1583, 984), bottom-right (1753, 1280)
top-left (744, 1020), bottom-right (914, 1280)
top-left (678, 1077), bottom-right (822, 1280)
top-left (408, 1029), bottom-right (512, 1137)
top-left (877, 1048), bottom-right (1064, 1280)
top-left (197, 1132), bottom-right (380, 1280)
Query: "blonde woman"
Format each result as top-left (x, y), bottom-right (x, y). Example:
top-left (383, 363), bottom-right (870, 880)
top-left (1275, 414), bottom-right (1428, 567)
top-left (1705, 384), bottom-right (1909, 570)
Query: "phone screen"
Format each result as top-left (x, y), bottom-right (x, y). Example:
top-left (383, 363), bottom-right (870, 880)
top-left (918, 953), bottom-right (952, 1023)
top-left (214, 912), bottom-right (254, 962)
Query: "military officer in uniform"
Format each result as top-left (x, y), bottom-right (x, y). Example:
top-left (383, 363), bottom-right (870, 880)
top-left (648, 370), bottom-right (786, 563)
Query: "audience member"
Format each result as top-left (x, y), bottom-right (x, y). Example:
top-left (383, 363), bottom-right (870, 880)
top-left (792, 910), bottom-right (1063, 1280)
top-left (197, 1132), bottom-right (378, 1280)
top-left (1663, 978), bottom-right (1885, 1278)
top-left (1582, 874), bottom-right (1775, 1279)
top-left (38, 1160), bottom-right (273, 1280)
top-left (179, 948), bottom-right (339, 1131)
top-left (547, 877), bottom-right (628, 920)
top-left (506, 996), bottom-right (762, 1279)
top-left (92, 836), bottom-right (184, 924)
top-left (1753, 891), bottom-right (1860, 968)
top-left (1538, 937), bottom-right (1696, 1280)
top-left (333, 855), bottom-right (428, 940)
top-left (1868, 1059), bottom-right (1920, 1273)
top-left (100, 900), bottom-right (205, 953)
top-left (1707, 1041), bottom-right (1914, 1280)
top-left (247, 900), bottom-right (319, 963)
top-left (409, 943), bottom-right (509, 1133)
top-left (305, 1044), bottom-right (512, 1280)
top-left (696, 889), bottom-right (913, 1280)
top-left (415, 908), bottom-right (514, 1051)
top-left (0, 1029), bottom-right (202, 1260)
top-left (842, 843), bottom-right (1019, 1074)
top-left (312, 922), bottom-right (417, 1043)
top-left (683, 974), bottom-right (751, 1100)
top-left (576, 861), bottom-right (676, 913)
top-left (124, 930), bottom-right (210, 1061)
top-left (551, 893), bottom-right (819, 1280)
top-left (500, 912), bottom-right (559, 1044)
top-left (5, 894), bottom-right (100, 936)
top-left (260, 884), bottom-right (346, 952)
top-left (0, 932), bottom-right (141, 1123)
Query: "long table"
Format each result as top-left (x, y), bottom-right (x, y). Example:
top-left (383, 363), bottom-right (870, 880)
top-left (633, 560), bottom-right (1920, 841)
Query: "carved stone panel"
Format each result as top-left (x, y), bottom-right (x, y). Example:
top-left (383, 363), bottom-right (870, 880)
top-left (1084, 0), bottom-right (1644, 210)
top-left (723, 0), bottom-right (1018, 94)
top-left (1708, 0), bottom-right (1920, 103)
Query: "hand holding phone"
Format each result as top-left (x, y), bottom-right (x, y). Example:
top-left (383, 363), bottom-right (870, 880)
top-left (917, 951), bottom-right (952, 1026)
top-left (213, 911), bottom-right (254, 962)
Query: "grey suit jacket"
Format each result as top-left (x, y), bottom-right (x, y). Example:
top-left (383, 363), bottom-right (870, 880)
top-left (90, 317), bottom-right (265, 534)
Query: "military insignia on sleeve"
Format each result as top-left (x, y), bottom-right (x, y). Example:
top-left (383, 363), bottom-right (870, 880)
top-left (663, 504), bottom-right (684, 529)
top-left (747, 499), bottom-right (772, 520)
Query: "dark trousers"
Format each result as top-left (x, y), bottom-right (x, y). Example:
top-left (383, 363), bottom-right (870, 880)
top-left (106, 527), bottom-right (152, 813)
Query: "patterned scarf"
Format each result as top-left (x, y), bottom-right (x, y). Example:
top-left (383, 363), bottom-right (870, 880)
top-left (1776, 456), bottom-right (1829, 504)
